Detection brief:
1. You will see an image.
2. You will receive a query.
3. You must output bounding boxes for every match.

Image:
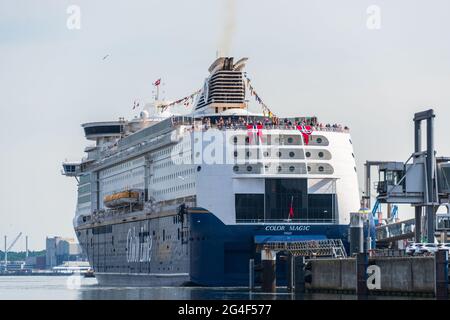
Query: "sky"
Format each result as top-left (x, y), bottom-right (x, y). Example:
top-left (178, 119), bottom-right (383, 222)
top-left (1, 0), bottom-right (450, 250)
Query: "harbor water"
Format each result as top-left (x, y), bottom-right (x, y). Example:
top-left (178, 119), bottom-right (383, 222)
top-left (0, 276), bottom-right (430, 300)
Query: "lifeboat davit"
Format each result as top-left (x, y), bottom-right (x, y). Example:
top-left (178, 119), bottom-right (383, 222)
top-left (103, 190), bottom-right (140, 208)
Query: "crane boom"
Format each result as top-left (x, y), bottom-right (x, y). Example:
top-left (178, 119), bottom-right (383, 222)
top-left (7, 232), bottom-right (22, 252)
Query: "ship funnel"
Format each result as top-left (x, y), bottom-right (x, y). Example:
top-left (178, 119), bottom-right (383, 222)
top-left (194, 56), bottom-right (248, 115)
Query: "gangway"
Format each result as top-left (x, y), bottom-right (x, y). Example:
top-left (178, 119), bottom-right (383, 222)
top-left (258, 239), bottom-right (347, 259)
top-left (376, 219), bottom-right (415, 243)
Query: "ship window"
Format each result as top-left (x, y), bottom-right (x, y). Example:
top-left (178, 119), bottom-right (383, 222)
top-left (265, 178), bottom-right (308, 221)
top-left (246, 151), bottom-right (251, 157)
top-left (318, 152), bottom-right (324, 158)
top-left (277, 152), bottom-right (282, 157)
top-left (305, 152), bottom-right (311, 158)
top-left (317, 138), bottom-right (322, 144)
top-left (263, 151), bottom-right (269, 157)
top-left (308, 194), bottom-right (335, 221)
top-left (287, 137), bottom-right (293, 144)
top-left (233, 137), bottom-right (238, 144)
top-left (289, 166), bottom-right (295, 172)
top-left (235, 194), bottom-right (264, 221)
top-left (197, 166), bottom-right (201, 172)
top-left (289, 152), bottom-right (295, 158)
top-left (277, 166), bottom-right (282, 172)
top-left (307, 166), bottom-right (311, 172)
top-left (318, 166), bottom-right (324, 172)
top-left (245, 137), bottom-right (250, 143)
top-left (246, 166), bottom-right (252, 172)
top-left (233, 165), bottom-right (239, 172)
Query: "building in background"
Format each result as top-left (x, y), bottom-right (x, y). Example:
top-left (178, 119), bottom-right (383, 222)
top-left (45, 236), bottom-right (84, 268)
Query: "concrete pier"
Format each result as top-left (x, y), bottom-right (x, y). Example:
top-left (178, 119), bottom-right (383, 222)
top-left (308, 256), bottom-right (443, 296)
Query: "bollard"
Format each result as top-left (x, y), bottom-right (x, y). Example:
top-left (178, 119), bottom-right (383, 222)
top-left (261, 248), bottom-right (276, 293)
top-left (435, 250), bottom-right (448, 300)
top-left (356, 252), bottom-right (368, 299)
top-left (294, 256), bottom-right (306, 294)
top-left (286, 253), bottom-right (294, 292)
top-left (249, 259), bottom-right (255, 291)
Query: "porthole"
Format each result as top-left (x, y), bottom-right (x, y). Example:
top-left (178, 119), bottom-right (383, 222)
top-left (277, 151), bottom-right (282, 157)
top-left (316, 137), bottom-right (322, 144)
top-left (233, 136), bottom-right (238, 144)
top-left (318, 166), bottom-right (324, 172)
top-left (264, 165), bottom-right (270, 170)
top-left (197, 166), bottom-right (202, 172)
top-left (318, 152), bottom-right (324, 158)
top-left (233, 165), bottom-right (239, 172)
top-left (234, 151), bottom-right (238, 157)
top-left (289, 151), bottom-right (295, 158)
top-left (246, 166), bottom-right (253, 172)
top-left (277, 166), bottom-right (282, 172)
top-left (289, 166), bottom-right (295, 172)
top-left (263, 151), bottom-right (269, 157)
top-left (246, 151), bottom-right (251, 157)
top-left (287, 137), bottom-right (293, 144)
top-left (307, 166), bottom-right (311, 172)
top-left (245, 137), bottom-right (250, 143)
top-left (305, 152), bottom-right (311, 158)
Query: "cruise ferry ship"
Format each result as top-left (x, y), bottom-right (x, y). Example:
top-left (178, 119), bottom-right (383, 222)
top-left (62, 57), bottom-right (360, 286)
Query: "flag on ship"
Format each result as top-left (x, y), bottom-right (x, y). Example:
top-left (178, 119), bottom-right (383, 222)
top-left (297, 125), bottom-right (313, 145)
top-left (153, 78), bottom-right (161, 86)
top-left (289, 196), bottom-right (294, 219)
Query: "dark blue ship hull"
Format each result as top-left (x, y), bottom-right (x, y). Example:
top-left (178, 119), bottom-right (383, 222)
top-left (188, 210), bottom-right (349, 286)
top-left (77, 209), bottom-right (349, 287)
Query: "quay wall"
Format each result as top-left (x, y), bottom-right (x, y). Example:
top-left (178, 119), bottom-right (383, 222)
top-left (309, 256), bottom-right (435, 294)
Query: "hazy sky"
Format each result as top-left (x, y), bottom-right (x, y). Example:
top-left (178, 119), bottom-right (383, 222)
top-left (1, 0), bottom-right (450, 250)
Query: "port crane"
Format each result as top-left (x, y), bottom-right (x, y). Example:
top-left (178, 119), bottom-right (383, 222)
top-left (3, 232), bottom-right (22, 273)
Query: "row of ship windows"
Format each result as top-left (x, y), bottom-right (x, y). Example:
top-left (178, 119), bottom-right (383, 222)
top-left (154, 142), bottom-right (190, 161)
top-left (232, 164), bottom-right (334, 174)
top-left (100, 170), bottom-right (144, 187)
top-left (153, 168), bottom-right (195, 183)
top-left (84, 226), bottom-right (189, 244)
top-left (100, 160), bottom-right (142, 178)
top-left (153, 183), bottom-right (196, 196)
top-left (231, 135), bottom-right (327, 146)
top-left (154, 160), bottom-right (175, 170)
top-left (78, 184), bottom-right (91, 194)
top-left (231, 150), bottom-right (328, 159)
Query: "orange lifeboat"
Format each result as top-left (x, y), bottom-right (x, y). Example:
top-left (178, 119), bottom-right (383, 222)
top-left (103, 190), bottom-right (140, 208)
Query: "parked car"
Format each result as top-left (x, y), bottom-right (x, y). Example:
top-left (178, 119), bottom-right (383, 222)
top-left (437, 243), bottom-right (450, 253)
top-left (418, 243), bottom-right (440, 255)
top-left (406, 243), bottom-right (421, 255)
